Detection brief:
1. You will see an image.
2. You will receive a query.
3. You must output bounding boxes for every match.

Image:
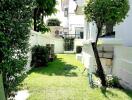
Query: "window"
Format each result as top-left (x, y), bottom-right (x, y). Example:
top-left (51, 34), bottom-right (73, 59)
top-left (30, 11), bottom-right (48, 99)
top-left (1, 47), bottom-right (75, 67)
top-left (64, 8), bottom-right (68, 17)
top-left (55, 30), bottom-right (59, 37)
top-left (46, 44), bottom-right (54, 55)
top-left (80, 32), bottom-right (83, 39)
top-left (64, 39), bottom-right (74, 51)
top-left (75, 27), bottom-right (84, 39)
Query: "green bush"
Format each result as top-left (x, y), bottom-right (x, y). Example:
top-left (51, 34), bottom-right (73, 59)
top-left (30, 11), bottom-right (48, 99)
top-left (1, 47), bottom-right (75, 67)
top-left (31, 45), bottom-right (49, 67)
top-left (47, 18), bottom-right (61, 26)
top-left (106, 75), bottom-right (123, 88)
top-left (0, 0), bottom-right (33, 98)
top-left (76, 46), bottom-right (82, 53)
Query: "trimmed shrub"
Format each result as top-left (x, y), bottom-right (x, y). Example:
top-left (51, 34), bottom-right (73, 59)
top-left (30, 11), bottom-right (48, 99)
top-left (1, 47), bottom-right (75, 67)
top-left (47, 18), bottom-right (61, 26)
top-left (31, 45), bottom-right (49, 67)
top-left (76, 46), bottom-right (82, 53)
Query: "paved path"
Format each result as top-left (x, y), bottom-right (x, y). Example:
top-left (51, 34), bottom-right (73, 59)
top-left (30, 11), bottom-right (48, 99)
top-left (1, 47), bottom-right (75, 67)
top-left (15, 90), bottom-right (29, 100)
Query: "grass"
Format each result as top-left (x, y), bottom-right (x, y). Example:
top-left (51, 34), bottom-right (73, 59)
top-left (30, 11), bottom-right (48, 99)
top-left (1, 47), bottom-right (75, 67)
top-left (21, 54), bottom-right (132, 100)
top-left (0, 73), bottom-right (6, 100)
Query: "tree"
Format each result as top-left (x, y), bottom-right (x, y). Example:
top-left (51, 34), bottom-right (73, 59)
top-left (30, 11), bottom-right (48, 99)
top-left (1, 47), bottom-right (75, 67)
top-left (34, 0), bottom-right (57, 32)
top-left (84, 0), bottom-right (129, 87)
top-left (47, 18), bottom-right (61, 26)
top-left (0, 0), bottom-right (33, 98)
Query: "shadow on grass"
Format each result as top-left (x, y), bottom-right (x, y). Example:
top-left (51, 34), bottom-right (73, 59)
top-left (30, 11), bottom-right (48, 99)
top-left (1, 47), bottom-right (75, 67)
top-left (28, 58), bottom-right (78, 77)
top-left (123, 89), bottom-right (132, 99)
top-left (101, 88), bottom-right (118, 99)
top-left (101, 87), bottom-right (132, 99)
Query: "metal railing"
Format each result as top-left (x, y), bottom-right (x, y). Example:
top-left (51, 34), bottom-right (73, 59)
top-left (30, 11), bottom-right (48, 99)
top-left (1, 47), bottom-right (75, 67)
top-left (63, 34), bottom-right (83, 39)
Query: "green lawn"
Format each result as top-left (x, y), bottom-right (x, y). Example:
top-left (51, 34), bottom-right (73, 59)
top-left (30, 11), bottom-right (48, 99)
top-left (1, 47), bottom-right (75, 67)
top-left (21, 54), bottom-right (132, 100)
top-left (0, 73), bottom-right (6, 100)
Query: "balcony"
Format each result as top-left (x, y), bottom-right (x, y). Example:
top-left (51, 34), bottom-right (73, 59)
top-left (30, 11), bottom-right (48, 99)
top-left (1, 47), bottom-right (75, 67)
top-left (62, 33), bottom-right (84, 39)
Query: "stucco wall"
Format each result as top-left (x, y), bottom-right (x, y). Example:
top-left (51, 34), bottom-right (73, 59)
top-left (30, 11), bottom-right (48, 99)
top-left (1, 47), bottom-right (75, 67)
top-left (68, 0), bottom-right (84, 35)
top-left (115, 0), bottom-right (132, 46)
top-left (112, 0), bottom-right (132, 89)
top-left (113, 46), bottom-right (132, 90)
top-left (82, 44), bottom-right (95, 70)
top-left (82, 44), bottom-right (132, 90)
top-left (74, 39), bottom-right (84, 52)
top-left (26, 28), bottom-right (64, 70)
top-left (82, 43), bottom-right (113, 74)
top-left (29, 27), bottom-right (64, 54)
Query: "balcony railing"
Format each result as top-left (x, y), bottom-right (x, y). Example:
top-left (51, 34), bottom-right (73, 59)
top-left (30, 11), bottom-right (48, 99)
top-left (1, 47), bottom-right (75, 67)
top-left (62, 34), bottom-right (83, 39)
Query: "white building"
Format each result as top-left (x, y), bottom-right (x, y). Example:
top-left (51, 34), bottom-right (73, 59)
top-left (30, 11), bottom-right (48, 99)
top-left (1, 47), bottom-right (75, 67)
top-left (75, 0), bottom-right (132, 90)
top-left (61, 0), bottom-right (85, 53)
top-left (32, 0), bottom-right (85, 54)
top-left (26, 0), bottom-right (88, 69)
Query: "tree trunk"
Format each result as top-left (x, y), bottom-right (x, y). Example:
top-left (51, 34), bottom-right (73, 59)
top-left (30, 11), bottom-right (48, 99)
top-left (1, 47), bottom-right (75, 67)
top-left (106, 23), bottom-right (114, 35)
top-left (34, 8), bottom-right (37, 31)
top-left (91, 25), bottom-right (107, 87)
top-left (91, 42), bottom-right (107, 87)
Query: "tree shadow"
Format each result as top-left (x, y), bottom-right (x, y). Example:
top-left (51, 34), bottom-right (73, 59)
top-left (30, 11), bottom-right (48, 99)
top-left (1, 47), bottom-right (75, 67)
top-left (28, 58), bottom-right (78, 77)
top-left (123, 89), bottom-right (132, 99)
top-left (101, 87), bottom-right (132, 99)
top-left (100, 87), bottom-right (118, 99)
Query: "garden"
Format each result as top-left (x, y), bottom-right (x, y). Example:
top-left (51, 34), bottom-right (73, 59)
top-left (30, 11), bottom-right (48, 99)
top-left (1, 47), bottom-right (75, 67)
top-left (19, 54), bottom-right (132, 100)
top-left (0, 0), bottom-right (132, 100)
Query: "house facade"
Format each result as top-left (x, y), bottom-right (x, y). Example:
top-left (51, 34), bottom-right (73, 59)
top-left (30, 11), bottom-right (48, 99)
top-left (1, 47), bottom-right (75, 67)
top-left (61, 0), bottom-right (85, 53)
top-left (29, 0), bottom-right (85, 54)
top-left (75, 0), bottom-right (132, 90)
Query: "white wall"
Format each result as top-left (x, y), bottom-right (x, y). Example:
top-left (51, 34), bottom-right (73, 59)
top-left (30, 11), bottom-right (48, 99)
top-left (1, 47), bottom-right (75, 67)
top-left (84, 20), bottom-right (97, 42)
top-left (69, 0), bottom-right (77, 14)
top-left (89, 22), bottom-right (97, 42)
top-left (68, 0), bottom-right (85, 35)
top-left (26, 27), bottom-right (64, 70)
top-left (74, 39), bottom-right (84, 52)
top-left (113, 46), bottom-right (132, 90)
top-left (75, 0), bottom-right (85, 6)
top-left (68, 14), bottom-right (84, 35)
top-left (69, 14), bottom-right (84, 25)
top-left (82, 44), bottom-right (96, 72)
top-left (81, 0), bottom-right (132, 90)
top-left (115, 0), bottom-right (132, 46)
top-left (54, 39), bottom-right (64, 53)
top-left (29, 27), bottom-right (64, 54)
top-left (82, 43), bottom-right (113, 74)
top-left (84, 21), bottom-right (89, 40)
top-left (112, 0), bottom-right (132, 90)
